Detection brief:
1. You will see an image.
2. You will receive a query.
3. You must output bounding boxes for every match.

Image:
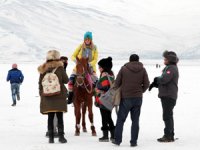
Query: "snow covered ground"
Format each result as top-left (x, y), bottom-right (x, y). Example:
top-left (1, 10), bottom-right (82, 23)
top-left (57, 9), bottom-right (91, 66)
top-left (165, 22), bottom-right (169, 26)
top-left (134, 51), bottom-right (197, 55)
top-left (0, 60), bottom-right (200, 150)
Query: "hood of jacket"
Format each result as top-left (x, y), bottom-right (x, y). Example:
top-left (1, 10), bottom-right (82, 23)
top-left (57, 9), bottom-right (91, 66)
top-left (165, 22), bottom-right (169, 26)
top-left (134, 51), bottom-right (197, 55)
top-left (38, 60), bottom-right (63, 74)
top-left (124, 61), bottom-right (143, 73)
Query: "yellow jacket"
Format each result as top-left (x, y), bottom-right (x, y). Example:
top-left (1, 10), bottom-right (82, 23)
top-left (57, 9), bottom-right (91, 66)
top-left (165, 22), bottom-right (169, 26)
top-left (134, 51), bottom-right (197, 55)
top-left (71, 44), bottom-right (98, 72)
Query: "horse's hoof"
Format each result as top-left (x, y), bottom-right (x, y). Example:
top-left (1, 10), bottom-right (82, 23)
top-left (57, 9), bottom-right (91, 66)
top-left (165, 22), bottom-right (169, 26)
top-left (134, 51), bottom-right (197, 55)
top-left (83, 129), bottom-right (87, 132)
top-left (75, 132), bottom-right (80, 136)
top-left (92, 132), bottom-right (97, 136)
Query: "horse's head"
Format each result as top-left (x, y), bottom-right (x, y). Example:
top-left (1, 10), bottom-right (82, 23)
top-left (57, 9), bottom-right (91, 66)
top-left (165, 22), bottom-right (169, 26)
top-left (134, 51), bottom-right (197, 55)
top-left (75, 57), bottom-right (89, 85)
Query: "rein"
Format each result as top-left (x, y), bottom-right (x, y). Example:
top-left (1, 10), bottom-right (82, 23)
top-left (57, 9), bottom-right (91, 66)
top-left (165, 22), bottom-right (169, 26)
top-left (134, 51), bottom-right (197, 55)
top-left (75, 63), bottom-right (93, 94)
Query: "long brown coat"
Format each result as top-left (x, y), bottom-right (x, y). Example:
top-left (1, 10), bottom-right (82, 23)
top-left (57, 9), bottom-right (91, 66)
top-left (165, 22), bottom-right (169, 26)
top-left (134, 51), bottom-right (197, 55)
top-left (38, 60), bottom-right (69, 114)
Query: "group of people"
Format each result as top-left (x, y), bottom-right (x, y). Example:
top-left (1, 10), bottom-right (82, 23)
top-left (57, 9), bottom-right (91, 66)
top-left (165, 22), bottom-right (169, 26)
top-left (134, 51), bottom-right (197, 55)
top-left (7, 31), bottom-right (179, 146)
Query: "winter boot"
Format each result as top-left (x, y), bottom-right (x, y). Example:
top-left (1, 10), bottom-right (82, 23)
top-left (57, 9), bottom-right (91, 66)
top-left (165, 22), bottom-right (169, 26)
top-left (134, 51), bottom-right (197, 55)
top-left (157, 135), bottom-right (174, 142)
top-left (99, 130), bottom-right (109, 142)
top-left (58, 126), bottom-right (67, 143)
top-left (112, 139), bottom-right (120, 146)
top-left (17, 94), bottom-right (20, 100)
top-left (11, 102), bottom-right (16, 106)
top-left (48, 130), bottom-right (54, 143)
top-left (110, 128), bottom-right (115, 142)
top-left (58, 134), bottom-right (67, 143)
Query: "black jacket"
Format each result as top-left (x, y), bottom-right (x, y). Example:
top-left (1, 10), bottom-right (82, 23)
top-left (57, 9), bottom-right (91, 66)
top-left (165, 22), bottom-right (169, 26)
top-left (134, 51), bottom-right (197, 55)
top-left (157, 64), bottom-right (179, 100)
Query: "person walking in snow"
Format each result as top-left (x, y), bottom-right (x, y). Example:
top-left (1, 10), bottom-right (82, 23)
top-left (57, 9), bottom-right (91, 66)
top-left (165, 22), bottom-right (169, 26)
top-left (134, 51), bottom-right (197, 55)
top-left (149, 50), bottom-right (179, 142)
top-left (112, 54), bottom-right (149, 147)
top-left (67, 31), bottom-right (98, 104)
top-left (95, 57), bottom-right (115, 142)
top-left (38, 50), bottom-right (68, 143)
top-left (7, 63), bottom-right (24, 106)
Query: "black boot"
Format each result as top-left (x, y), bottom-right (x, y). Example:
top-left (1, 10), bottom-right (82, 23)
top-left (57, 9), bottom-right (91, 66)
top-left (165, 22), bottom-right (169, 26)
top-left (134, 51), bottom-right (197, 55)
top-left (48, 130), bottom-right (54, 143)
top-left (110, 128), bottom-right (115, 142)
top-left (67, 92), bottom-right (73, 104)
top-left (17, 94), bottom-right (20, 100)
top-left (58, 127), bottom-right (67, 143)
top-left (11, 101), bottom-right (16, 106)
top-left (157, 135), bottom-right (174, 142)
top-left (11, 103), bottom-right (16, 106)
top-left (99, 130), bottom-right (109, 142)
top-left (58, 134), bottom-right (67, 143)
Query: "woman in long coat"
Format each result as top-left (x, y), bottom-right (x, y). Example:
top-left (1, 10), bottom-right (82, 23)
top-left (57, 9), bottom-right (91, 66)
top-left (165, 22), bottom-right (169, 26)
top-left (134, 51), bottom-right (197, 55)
top-left (38, 50), bottom-right (68, 143)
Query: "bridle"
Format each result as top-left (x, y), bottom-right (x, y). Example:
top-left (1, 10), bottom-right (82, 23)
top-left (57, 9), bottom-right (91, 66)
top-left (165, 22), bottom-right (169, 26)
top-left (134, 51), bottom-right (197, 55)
top-left (75, 62), bottom-right (93, 94)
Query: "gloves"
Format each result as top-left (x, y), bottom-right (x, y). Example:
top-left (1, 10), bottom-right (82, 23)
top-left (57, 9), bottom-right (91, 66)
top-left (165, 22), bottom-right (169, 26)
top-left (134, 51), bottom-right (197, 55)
top-left (148, 77), bottom-right (159, 91)
top-left (94, 101), bottom-right (99, 107)
top-left (153, 77), bottom-right (158, 85)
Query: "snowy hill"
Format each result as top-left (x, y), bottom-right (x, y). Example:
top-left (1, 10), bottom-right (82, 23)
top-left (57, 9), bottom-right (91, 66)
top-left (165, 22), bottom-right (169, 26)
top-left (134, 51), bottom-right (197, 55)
top-left (1, 0), bottom-right (200, 62)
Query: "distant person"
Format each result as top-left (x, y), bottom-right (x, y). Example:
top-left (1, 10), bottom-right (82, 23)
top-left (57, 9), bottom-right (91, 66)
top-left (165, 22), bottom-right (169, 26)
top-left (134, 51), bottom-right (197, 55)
top-left (95, 57), bottom-right (115, 142)
top-left (156, 64), bottom-right (158, 68)
top-left (67, 31), bottom-right (98, 104)
top-left (60, 56), bottom-right (68, 71)
top-left (112, 54), bottom-right (149, 147)
top-left (7, 63), bottom-right (24, 106)
top-left (149, 50), bottom-right (179, 142)
top-left (38, 50), bottom-right (68, 143)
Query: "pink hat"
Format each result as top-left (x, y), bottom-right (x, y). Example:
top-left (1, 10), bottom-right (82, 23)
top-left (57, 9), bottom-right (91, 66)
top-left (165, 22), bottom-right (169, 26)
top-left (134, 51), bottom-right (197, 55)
top-left (12, 63), bottom-right (17, 69)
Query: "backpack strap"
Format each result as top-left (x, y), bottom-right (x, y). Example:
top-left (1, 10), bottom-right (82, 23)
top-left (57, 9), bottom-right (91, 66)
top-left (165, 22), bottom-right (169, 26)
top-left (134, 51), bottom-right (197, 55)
top-left (52, 67), bottom-right (58, 73)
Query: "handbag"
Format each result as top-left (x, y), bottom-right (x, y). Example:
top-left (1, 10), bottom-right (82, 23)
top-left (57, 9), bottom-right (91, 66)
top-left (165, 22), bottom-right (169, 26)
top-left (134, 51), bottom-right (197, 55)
top-left (99, 73), bottom-right (121, 111)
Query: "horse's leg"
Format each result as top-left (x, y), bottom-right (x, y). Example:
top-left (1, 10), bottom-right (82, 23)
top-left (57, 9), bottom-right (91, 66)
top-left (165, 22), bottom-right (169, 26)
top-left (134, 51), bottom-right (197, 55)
top-left (82, 102), bottom-right (87, 132)
top-left (87, 96), bottom-right (96, 136)
top-left (74, 101), bottom-right (81, 136)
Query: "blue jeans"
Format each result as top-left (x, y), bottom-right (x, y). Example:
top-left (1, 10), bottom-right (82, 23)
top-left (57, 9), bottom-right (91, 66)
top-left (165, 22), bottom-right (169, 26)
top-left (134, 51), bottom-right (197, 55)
top-left (11, 83), bottom-right (20, 104)
top-left (115, 97), bottom-right (142, 145)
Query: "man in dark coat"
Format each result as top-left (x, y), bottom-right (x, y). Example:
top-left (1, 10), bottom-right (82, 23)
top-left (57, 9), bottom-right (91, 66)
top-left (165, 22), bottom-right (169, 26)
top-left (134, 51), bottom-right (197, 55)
top-left (112, 54), bottom-right (149, 147)
top-left (7, 63), bottom-right (24, 106)
top-left (149, 50), bottom-right (179, 142)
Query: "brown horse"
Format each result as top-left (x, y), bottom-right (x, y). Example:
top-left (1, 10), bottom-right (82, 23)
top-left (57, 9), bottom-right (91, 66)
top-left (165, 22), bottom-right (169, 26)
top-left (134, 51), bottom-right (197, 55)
top-left (73, 57), bottom-right (96, 136)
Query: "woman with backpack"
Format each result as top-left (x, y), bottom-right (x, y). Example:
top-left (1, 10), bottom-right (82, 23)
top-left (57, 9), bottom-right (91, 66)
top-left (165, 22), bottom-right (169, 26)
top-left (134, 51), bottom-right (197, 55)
top-left (95, 57), bottom-right (115, 142)
top-left (38, 50), bottom-right (68, 143)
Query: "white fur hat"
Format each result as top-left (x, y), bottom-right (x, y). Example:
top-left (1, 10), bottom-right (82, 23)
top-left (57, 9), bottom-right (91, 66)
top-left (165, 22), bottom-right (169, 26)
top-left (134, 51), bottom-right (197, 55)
top-left (46, 50), bottom-right (60, 61)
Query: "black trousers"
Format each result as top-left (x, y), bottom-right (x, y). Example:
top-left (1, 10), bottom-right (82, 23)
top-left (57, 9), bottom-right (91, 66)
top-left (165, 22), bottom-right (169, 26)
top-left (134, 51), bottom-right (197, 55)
top-left (48, 112), bottom-right (64, 133)
top-left (100, 108), bottom-right (115, 131)
top-left (161, 97), bottom-right (176, 138)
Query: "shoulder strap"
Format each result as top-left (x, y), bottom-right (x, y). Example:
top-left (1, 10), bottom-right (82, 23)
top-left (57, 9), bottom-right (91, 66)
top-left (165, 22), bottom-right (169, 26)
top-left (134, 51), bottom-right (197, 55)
top-left (105, 73), bottom-right (113, 86)
top-left (52, 67), bottom-right (58, 73)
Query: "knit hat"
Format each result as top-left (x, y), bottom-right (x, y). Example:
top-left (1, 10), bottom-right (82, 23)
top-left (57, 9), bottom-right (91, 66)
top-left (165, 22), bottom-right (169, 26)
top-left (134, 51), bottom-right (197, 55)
top-left (84, 31), bottom-right (92, 40)
top-left (12, 63), bottom-right (17, 69)
top-left (60, 56), bottom-right (68, 61)
top-left (98, 57), bottom-right (113, 71)
top-left (46, 50), bottom-right (60, 61)
top-left (129, 54), bottom-right (139, 62)
top-left (163, 50), bottom-right (179, 64)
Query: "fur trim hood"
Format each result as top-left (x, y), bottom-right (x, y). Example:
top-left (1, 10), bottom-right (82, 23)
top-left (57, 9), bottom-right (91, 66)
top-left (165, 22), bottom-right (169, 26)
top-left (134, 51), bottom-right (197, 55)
top-left (38, 60), bottom-right (63, 74)
top-left (163, 50), bottom-right (179, 64)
